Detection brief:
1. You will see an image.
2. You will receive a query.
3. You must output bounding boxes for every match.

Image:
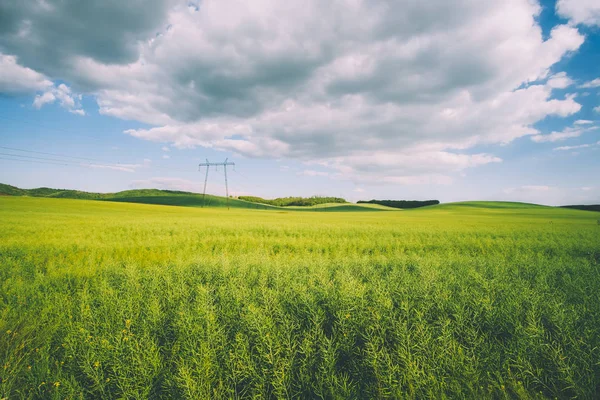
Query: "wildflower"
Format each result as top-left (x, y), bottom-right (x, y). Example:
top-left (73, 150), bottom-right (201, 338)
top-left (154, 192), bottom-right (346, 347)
top-left (345, 313), bottom-right (350, 319)
top-left (5, 330), bottom-right (11, 335)
top-left (27, 365), bottom-right (32, 371)
top-left (54, 381), bottom-right (60, 387)
top-left (125, 319), bottom-right (131, 328)
top-left (106, 377), bottom-right (111, 383)
top-left (94, 361), bottom-right (100, 368)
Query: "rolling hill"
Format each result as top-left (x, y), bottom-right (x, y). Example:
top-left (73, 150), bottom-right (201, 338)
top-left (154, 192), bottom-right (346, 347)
top-left (0, 183), bottom-right (394, 211)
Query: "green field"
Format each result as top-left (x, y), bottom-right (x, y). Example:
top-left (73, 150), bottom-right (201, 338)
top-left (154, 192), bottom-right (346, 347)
top-left (1, 197), bottom-right (599, 399)
top-left (0, 183), bottom-right (400, 212)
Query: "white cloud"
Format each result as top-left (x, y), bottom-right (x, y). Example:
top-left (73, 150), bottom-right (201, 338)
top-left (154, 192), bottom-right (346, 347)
top-left (162, 154), bottom-right (170, 159)
top-left (579, 78), bottom-right (600, 89)
top-left (161, 146), bottom-right (170, 152)
top-left (0, 53), bottom-right (86, 115)
top-left (32, 82), bottom-right (85, 115)
top-left (556, 0), bottom-right (600, 26)
top-left (574, 119), bottom-right (594, 125)
top-left (546, 72), bottom-right (573, 89)
top-left (595, 106), bottom-right (600, 113)
top-left (531, 125), bottom-right (597, 143)
top-left (554, 144), bottom-right (590, 151)
top-left (85, 159), bottom-right (151, 173)
top-left (0, 1), bottom-right (589, 183)
top-left (32, 91), bottom-right (56, 109)
top-left (0, 53), bottom-right (52, 94)
top-left (87, 164), bottom-right (139, 173)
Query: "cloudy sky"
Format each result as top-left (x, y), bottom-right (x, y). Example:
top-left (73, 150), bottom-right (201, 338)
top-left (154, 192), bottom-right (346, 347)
top-left (1, 0), bottom-right (599, 205)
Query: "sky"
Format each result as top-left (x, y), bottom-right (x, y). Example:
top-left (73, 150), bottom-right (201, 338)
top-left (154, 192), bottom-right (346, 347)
top-left (0, 0), bottom-right (599, 205)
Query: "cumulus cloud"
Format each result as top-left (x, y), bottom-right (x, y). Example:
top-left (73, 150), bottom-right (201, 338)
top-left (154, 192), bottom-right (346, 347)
top-left (0, 0), bottom-right (175, 79)
top-left (556, 0), bottom-right (600, 26)
top-left (546, 72), bottom-right (573, 89)
top-left (32, 83), bottom-right (85, 115)
top-left (0, 53), bottom-right (52, 93)
top-left (0, 0), bottom-right (590, 184)
top-left (32, 91), bottom-right (56, 109)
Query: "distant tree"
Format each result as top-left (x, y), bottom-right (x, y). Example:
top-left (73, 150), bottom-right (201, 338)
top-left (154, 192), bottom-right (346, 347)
top-left (239, 196), bottom-right (347, 207)
top-left (357, 199), bottom-right (440, 209)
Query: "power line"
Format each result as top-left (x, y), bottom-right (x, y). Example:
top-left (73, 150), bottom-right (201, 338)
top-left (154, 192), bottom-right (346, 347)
top-left (0, 145), bottom-right (112, 162)
top-left (0, 145), bottom-right (191, 174)
top-left (0, 156), bottom-right (70, 166)
top-left (0, 152), bottom-right (81, 164)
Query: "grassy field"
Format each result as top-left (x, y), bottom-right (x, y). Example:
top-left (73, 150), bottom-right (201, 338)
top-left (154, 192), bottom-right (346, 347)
top-left (0, 183), bottom-right (399, 211)
top-left (1, 197), bottom-right (599, 399)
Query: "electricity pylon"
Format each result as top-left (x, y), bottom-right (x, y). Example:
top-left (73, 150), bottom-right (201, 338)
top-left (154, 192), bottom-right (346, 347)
top-left (198, 158), bottom-right (235, 209)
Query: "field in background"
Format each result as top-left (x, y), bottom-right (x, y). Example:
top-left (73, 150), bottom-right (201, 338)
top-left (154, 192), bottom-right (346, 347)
top-left (0, 183), bottom-right (400, 211)
top-left (1, 197), bottom-right (599, 398)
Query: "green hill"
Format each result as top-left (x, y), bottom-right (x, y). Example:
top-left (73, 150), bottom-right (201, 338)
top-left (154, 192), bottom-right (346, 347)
top-left (0, 183), bottom-right (383, 211)
top-left (3, 183), bottom-right (596, 214)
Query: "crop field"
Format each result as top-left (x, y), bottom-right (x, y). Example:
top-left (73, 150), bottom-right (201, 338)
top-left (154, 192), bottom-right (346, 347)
top-left (1, 197), bottom-right (599, 399)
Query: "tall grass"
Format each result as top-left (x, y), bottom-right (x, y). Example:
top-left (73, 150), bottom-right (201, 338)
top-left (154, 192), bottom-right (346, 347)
top-left (1, 197), bottom-right (599, 398)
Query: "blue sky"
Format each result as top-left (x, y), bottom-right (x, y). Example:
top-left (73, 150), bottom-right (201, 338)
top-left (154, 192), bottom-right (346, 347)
top-left (0, 0), bottom-right (599, 205)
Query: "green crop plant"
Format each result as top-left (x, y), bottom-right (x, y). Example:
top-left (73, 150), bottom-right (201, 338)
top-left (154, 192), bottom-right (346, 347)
top-left (0, 197), bottom-right (598, 398)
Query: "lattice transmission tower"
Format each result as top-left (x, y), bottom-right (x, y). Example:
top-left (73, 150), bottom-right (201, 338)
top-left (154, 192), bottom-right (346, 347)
top-left (198, 158), bottom-right (235, 209)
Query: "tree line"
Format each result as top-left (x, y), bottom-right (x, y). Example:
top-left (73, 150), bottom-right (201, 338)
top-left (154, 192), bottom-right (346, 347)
top-left (357, 199), bottom-right (440, 209)
top-left (238, 196), bottom-right (347, 207)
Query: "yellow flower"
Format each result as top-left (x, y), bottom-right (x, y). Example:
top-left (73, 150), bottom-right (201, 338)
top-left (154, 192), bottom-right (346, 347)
top-left (5, 330), bottom-right (11, 335)
top-left (125, 319), bottom-right (131, 328)
top-left (54, 381), bottom-right (60, 387)
top-left (94, 361), bottom-right (100, 368)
